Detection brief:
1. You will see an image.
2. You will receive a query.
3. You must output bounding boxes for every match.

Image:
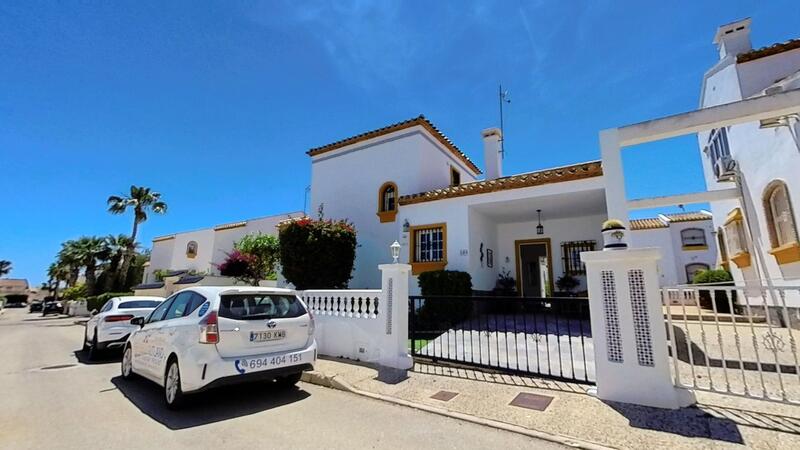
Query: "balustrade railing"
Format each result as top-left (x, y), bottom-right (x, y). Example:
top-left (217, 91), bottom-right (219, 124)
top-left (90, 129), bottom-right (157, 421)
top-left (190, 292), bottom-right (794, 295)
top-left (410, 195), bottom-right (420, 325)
top-left (301, 290), bottom-right (382, 319)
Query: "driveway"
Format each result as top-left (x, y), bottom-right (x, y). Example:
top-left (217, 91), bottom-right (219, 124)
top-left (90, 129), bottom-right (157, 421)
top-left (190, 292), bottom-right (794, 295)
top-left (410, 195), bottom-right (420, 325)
top-left (0, 307), bottom-right (564, 449)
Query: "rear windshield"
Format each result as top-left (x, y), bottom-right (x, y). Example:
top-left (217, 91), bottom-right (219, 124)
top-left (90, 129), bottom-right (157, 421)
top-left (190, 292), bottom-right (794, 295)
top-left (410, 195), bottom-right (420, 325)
top-left (119, 300), bottom-right (161, 309)
top-left (219, 294), bottom-right (306, 320)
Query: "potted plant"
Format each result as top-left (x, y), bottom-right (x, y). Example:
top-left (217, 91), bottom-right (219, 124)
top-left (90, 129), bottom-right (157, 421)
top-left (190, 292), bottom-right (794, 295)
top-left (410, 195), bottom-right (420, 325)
top-left (556, 274), bottom-right (580, 296)
top-left (602, 219), bottom-right (629, 250)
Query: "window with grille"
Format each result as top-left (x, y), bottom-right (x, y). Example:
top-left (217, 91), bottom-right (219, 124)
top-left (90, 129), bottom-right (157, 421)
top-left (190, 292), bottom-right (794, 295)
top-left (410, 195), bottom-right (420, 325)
top-left (413, 226), bottom-right (445, 263)
top-left (724, 210), bottom-right (747, 256)
top-left (680, 228), bottom-right (707, 247)
top-left (561, 240), bottom-right (595, 275)
top-left (704, 127), bottom-right (730, 172)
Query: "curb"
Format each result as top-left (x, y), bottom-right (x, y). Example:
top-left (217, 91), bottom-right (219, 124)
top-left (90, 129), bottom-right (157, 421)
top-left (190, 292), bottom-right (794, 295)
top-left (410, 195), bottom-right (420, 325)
top-left (301, 371), bottom-right (615, 450)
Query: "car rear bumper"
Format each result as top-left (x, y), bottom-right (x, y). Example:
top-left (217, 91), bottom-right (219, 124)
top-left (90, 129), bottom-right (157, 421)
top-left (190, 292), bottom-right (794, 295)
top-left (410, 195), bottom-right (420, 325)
top-left (96, 333), bottom-right (130, 350)
top-left (98, 324), bottom-right (137, 346)
top-left (183, 339), bottom-right (317, 393)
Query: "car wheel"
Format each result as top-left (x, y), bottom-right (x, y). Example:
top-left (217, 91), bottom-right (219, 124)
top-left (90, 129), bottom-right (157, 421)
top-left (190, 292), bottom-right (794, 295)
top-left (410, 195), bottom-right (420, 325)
top-left (277, 372), bottom-right (302, 387)
top-left (164, 359), bottom-right (185, 410)
top-left (88, 332), bottom-right (99, 361)
top-left (121, 345), bottom-right (135, 379)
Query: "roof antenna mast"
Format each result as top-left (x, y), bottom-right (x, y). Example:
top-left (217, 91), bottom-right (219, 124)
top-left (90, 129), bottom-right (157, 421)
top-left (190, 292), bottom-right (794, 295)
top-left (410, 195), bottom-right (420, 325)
top-left (499, 84), bottom-right (511, 158)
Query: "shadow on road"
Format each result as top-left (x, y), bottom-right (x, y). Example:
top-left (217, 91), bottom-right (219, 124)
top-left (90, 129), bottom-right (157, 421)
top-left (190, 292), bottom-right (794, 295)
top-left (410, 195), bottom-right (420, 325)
top-left (111, 376), bottom-right (311, 429)
top-left (73, 349), bottom-right (122, 366)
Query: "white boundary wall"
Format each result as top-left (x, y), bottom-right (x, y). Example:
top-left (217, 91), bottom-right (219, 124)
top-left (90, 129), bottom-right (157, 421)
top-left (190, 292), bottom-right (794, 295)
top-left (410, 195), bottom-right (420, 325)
top-left (299, 264), bottom-right (413, 370)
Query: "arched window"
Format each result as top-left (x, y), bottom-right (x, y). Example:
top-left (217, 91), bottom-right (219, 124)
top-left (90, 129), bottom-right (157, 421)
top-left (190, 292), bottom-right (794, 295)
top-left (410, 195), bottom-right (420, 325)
top-left (186, 241), bottom-right (198, 258)
top-left (377, 182), bottom-right (398, 223)
top-left (763, 181), bottom-right (800, 265)
top-left (685, 263), bottom-right (710, 284)
top-left (680, 228), bottom-right (707, 249)
top-left (764, 181), bottom-right (798, 248)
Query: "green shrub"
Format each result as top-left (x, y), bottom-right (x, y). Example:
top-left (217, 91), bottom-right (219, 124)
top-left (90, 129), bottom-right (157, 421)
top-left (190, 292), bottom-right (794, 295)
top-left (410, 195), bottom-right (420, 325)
top-left (278, 216), bottom-right (356, 290)
top-left (693, 269), bottom-right (736, 314)
top-left (62, 284), bottom-right (87, 300)
top-left (416, 271), bottom-right (473, 329)
top-left (692, 268), bottom-right (733, 284)
top-left (418, 270), bottom-right (473, 296)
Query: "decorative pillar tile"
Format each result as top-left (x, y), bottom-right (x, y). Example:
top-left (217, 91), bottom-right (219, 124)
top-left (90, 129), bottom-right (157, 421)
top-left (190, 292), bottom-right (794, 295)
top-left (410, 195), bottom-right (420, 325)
top-left (628, 269), bottom-right (654, 367)
top-left (385, 278), bottom-right (393, 335)
top-left (601, 270), bottom-right (623, 363)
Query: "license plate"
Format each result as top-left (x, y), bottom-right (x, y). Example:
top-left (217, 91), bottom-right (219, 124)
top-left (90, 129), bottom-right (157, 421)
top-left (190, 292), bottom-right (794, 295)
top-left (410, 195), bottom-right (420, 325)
top-left (250, 330), bottom-right (285, 342)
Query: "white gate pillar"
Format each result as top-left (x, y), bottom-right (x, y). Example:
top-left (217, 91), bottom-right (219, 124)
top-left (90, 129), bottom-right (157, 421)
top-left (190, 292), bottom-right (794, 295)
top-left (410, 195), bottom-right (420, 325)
top-left (581, 248), bottom-right (695, 409)
top-left (377, 263), bottom-right (414, 370)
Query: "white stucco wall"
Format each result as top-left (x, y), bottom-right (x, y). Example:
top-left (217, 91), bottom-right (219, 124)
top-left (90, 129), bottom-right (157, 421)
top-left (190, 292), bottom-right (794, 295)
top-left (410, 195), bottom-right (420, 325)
top-left (143, 212), bottom-right (301, 284)
top-left (698, 43), bottom-right (800, 306)
top-left (309, 126), bottom-right (480, 289)
top-left (630, 228), bottom-right (679, 285)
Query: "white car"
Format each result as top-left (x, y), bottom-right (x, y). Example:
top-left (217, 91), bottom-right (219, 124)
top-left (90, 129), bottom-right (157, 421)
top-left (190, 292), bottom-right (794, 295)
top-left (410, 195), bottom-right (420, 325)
top-left (83, 296), bottom-right (164, 359)
top-left (121, 286), bottom-right (317, 409)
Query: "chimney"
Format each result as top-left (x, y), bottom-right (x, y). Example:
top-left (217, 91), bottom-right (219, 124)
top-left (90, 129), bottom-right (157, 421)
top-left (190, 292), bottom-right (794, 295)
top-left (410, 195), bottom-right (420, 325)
top-left (481, 127), bottom-right (503, 180)
top-left (713, 18), bottom-right (752, 60)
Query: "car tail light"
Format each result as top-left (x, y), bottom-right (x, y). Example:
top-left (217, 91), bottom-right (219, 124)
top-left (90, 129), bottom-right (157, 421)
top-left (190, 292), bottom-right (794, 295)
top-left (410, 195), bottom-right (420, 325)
top-left (199, 310), bottom-right (219, 344)
top-left (308, 310), bottom-right (315, 336)
top-left (104, 314), bottom-right (134, 323)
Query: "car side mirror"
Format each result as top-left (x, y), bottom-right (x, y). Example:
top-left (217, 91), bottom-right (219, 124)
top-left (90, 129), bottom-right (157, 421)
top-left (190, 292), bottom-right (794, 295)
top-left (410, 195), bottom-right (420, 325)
top-left (130, 317), bottom-right (145, 327)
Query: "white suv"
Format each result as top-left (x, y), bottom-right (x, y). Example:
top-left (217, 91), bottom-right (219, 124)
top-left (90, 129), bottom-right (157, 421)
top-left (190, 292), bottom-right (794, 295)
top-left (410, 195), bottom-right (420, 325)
top-left (121, 286), bottom-right (317, 409)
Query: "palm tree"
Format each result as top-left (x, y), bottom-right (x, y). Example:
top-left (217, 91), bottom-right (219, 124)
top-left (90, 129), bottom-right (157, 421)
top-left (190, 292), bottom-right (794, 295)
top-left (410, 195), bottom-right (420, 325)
top-left (101, 234), bottom-right (137, 291)
top-left (57, 241), bottom-right (83, 287)
top-left (47, 262), bottom-right (70, 299)
top-left (71, 236), bottom-right (109, 295)
top-left (107, 186), bottom-right (167, 288)
top-left (0, 260), bottom-right (11, 277)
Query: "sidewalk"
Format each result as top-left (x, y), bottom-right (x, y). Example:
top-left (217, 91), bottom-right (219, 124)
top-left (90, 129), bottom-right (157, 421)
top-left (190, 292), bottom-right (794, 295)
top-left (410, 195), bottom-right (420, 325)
top-left (303, 357), bottom-right (800, 449)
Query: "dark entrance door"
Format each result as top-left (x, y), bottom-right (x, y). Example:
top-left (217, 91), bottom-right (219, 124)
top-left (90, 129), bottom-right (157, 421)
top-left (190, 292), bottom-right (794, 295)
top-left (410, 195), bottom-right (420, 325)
top-left (516, 239), bottom-right (551, 297)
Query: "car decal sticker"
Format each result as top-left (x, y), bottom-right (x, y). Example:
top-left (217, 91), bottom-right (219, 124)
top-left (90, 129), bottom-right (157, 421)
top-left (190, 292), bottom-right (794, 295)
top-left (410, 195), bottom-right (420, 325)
top-left (235, 359), bottom-right (246, 375)
top-left (198, 302), bottom-right (210, 316)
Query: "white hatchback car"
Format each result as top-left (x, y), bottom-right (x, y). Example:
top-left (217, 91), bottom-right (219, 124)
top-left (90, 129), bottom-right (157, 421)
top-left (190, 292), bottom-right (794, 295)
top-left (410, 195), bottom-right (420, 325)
top-left (121, 286), bottom-right (317, 409)
top-left (83, 296), bottom-right (164, 360)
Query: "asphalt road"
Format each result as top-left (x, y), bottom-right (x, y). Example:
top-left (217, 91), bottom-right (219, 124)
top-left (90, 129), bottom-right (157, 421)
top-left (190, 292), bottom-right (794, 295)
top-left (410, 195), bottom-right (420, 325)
top-left (0, 307), bottom-right (564, 449)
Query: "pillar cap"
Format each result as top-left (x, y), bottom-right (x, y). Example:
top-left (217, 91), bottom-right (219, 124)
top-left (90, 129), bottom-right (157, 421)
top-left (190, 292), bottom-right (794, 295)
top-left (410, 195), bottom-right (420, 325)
top-left (378, 263), bottom-right (412, 271)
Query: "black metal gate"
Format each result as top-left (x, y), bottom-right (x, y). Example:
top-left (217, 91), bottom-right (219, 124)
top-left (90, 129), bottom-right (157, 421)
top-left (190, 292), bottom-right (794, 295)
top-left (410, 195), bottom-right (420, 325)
top-left (409, 295), bottom-right (595, 384)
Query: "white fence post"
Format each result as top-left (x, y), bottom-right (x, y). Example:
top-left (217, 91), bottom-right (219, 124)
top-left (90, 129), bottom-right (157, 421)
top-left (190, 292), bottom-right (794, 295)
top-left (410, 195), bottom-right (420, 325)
top-left (377, 263), bottom-right (414, 370)
top-left (581, 248), bottom-right (695, 409)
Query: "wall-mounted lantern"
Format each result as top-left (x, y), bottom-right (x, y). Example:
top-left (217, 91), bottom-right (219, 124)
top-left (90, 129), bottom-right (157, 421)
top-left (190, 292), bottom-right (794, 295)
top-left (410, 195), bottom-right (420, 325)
top-left (536, 209), bottom-right (544, 235)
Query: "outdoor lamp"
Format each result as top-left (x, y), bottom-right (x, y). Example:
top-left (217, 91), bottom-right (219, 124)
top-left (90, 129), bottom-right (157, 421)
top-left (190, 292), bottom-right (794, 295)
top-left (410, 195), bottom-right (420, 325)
top-left (536, 209), bottom-right (544, 235)
top-left (391, 240), bottom-right (401, 263)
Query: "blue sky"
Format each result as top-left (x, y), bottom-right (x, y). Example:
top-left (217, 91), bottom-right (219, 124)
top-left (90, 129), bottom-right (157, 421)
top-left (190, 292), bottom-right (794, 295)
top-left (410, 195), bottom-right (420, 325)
top-left (1, 1), bottom-right (797, 284)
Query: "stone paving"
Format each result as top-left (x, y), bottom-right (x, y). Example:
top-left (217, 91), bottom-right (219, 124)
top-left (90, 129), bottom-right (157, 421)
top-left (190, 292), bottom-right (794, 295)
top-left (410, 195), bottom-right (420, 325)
top-left (310, 357), bottom-right (800, 449)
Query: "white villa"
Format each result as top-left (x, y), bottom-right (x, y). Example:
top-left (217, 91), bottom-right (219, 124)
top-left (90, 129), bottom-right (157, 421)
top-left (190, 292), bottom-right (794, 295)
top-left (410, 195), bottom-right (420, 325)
top-left (136, 211), bottom-right (301, 295)
top-left (697, 19), bottom-right (800, 291)
top-left (308, 115), bottom-right (607, 296)
top-left (630, 211), bottom-right (718, 285)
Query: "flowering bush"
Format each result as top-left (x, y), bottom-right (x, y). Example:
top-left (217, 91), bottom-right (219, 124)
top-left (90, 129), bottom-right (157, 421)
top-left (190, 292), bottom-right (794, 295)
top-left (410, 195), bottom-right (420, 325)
top-left (279, 215), bottom-right (357, 290)
top-left (218, 250), bottom-right (260, 283)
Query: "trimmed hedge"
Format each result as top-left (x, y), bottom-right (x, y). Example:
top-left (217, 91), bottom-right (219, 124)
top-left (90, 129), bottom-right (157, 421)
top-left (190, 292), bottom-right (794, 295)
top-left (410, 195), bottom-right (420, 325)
top-left (417, 270), bottom-right (473, 329)
top-left (84, 292), bottom-right (134, 313)
top-left (693, 269), bottom-right (736, 314)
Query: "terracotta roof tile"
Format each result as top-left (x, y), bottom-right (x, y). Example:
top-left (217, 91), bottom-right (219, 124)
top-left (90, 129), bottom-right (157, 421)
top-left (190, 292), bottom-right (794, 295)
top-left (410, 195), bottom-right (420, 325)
top-left (398, 161), bottom-right (602, 206)
top-left (662, 211), bottom-right (712, 222)
top-left (307, 115), bottom-right (482, 174)
top-left (630, 218), bottom-right (668, 230)
top-left (737, 39), bottom-right (800, 63)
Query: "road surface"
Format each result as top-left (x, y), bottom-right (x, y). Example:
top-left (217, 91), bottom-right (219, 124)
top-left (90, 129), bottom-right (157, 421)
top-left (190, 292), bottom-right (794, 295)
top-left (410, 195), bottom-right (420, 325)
top-left (0, 307), bottom-right (564, 449)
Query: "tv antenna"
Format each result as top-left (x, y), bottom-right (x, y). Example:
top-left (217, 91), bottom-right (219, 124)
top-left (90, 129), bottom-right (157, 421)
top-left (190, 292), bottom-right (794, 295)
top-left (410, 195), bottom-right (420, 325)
top-left (499, 84), bottom-right (510, 158)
